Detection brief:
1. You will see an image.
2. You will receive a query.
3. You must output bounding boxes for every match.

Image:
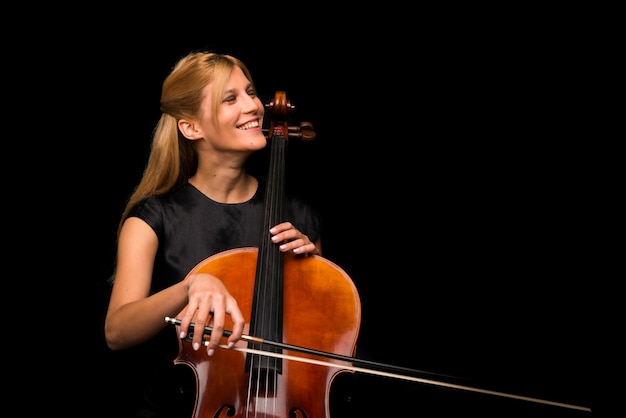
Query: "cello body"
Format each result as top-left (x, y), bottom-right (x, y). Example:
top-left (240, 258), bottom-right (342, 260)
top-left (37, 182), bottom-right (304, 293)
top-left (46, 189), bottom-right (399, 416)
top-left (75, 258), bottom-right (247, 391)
top-left (174, 248), bottom-right (361, 417)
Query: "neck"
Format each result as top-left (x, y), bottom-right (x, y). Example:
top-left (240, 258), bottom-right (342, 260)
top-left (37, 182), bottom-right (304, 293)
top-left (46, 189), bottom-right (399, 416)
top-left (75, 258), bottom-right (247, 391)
top-left (189, 169), bottom-right (257, 204)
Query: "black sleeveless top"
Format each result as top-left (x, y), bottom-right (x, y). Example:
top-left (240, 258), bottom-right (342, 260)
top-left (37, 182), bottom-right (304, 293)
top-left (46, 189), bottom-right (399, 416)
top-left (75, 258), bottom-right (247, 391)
top-left (131, 180), bottom-right (320, 294)
top-left (121, 180), bottom-right (321, 417)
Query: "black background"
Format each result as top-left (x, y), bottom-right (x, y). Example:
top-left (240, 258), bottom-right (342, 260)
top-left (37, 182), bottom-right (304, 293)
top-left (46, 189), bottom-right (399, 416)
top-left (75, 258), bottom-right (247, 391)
top-left (27, 6), bottom-right (613, 417)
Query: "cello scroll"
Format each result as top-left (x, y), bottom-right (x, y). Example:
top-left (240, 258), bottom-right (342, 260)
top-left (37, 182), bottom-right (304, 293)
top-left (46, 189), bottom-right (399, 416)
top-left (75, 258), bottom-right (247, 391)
top-left (262, 90), bottom-right (316, 141)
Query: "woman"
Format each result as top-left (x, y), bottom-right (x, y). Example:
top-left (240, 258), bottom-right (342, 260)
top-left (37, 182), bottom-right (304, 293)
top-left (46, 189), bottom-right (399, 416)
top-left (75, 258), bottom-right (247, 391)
top-left (104, 51), bottom-right (322, 417)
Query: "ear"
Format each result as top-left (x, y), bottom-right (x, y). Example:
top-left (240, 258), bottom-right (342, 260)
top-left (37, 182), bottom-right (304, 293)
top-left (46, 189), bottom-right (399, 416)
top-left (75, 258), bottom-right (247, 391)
top-left (178, 119), bottom-right (203, 140)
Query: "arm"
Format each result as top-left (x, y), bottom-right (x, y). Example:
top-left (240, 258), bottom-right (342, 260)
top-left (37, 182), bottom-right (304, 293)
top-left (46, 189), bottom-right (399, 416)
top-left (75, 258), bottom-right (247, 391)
top-left (104, 217), bottom-right (189, 350)
top-left (104, 217), bottom-right (245, 353)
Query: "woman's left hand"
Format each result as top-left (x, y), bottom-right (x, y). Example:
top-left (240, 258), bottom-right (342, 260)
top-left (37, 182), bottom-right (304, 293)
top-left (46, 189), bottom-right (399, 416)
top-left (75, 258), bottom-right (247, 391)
top-left (270, 222), bottom-right (321, 255)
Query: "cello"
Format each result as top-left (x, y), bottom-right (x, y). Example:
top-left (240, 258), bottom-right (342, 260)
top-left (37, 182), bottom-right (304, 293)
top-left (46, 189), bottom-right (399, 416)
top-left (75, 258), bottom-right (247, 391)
top-left (171, 91), bottom-right (361, 417)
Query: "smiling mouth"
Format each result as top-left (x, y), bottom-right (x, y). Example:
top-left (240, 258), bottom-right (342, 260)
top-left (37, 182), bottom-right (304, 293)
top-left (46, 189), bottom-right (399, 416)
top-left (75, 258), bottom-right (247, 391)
top-left (237, 120), bottom-right (259, 130)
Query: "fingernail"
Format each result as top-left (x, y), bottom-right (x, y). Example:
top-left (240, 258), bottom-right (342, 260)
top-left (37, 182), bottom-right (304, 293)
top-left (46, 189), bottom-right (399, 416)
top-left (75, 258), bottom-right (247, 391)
top-left (208, 348), bottom-right (215, 356)
top-left (193, 342), bottom-right (200, 351)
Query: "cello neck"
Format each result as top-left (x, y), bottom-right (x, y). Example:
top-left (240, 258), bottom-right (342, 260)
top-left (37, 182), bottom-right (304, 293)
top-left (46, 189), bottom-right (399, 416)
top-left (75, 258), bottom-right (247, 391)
top-left (247, 91), bottom-right (294, 369)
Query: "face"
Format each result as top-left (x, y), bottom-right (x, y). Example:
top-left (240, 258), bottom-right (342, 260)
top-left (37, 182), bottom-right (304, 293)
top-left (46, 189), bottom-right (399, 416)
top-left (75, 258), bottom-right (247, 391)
top-left (194, 66), bottom-right (267, 153)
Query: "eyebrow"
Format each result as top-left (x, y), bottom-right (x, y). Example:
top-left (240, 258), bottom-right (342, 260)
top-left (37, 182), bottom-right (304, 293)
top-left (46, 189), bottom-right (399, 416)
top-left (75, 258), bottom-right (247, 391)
top-left (223, 82), bottom-right (253, 95)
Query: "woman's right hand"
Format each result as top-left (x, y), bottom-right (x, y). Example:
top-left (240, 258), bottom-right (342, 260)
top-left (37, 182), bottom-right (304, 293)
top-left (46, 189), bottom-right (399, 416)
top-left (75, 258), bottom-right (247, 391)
top-left (177, 272), bottom-right (246, 356)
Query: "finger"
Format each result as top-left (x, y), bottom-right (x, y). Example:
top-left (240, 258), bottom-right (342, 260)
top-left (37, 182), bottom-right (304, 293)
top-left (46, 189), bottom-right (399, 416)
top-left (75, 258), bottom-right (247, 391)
top-left (192, 304), bottom-right (213, 350)
top-left (206, 300), bottom-right (226, 355)
top-left (270, 222), bottom-right (292, 234)
top-left (271, 229), bottom-right (296, 243)
top-left (291, 241), bottom-right (313, 254)
top-left (177, 304), bottom-right (197, 339)
top-left (280, 238), bottom-right (313, 253)
top-left (271, 223), bottom-right (301, 243)
top-left (227, 309), bottom-right (246, 346)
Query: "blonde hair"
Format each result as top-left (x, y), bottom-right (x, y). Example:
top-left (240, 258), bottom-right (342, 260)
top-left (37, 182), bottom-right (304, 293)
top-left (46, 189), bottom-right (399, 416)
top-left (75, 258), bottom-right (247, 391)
top-left (117, 52), bottom-right (255, 236)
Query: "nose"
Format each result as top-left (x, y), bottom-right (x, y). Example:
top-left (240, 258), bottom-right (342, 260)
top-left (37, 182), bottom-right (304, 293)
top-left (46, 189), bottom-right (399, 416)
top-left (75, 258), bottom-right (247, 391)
top-left (243, 95), bottom-right (263, 115)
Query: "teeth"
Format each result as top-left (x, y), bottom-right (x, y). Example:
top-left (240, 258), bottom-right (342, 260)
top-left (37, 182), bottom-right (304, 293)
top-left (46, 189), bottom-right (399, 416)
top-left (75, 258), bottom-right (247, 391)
top-left (238, 121), bottom-right (259, 130)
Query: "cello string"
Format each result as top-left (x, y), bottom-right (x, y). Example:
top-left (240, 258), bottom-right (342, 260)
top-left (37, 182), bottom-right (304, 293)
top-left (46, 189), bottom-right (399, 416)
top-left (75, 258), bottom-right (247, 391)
top-left (263, 128), bottom-right (284, 416)
top-left (211, 342), bottom-right (591, 413)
